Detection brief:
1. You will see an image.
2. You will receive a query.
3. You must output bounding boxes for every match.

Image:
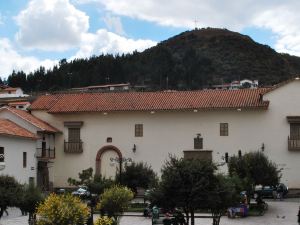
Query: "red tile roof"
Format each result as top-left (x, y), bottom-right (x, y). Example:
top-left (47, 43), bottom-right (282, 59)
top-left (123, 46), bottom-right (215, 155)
top-left (0, 119), bottom-right (37, 139)
top-left (8, 101), bottom-right (30, 106)
top-left (30, 89), bottom-right (270, 113)
top-left (0, 107), bottom-right (60, 133)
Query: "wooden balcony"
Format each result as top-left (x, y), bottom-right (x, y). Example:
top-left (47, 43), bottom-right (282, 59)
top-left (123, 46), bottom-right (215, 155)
top-left (64, 141), bottom-right (83, 153)
top-left (36, 148), bottom-right (55, 159)
top-left (288, 136), bottom-right (300, 150)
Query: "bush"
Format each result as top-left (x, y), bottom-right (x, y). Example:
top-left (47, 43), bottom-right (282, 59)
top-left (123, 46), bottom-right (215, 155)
top-left (94, 216), bottom-right (114, 225)
top-left (0, 175), bottom-right (22, 219)
top-left (116, 162), bottom-right (158, 192)
top-left (18, 183), bottom-right (43, 221)
top-left (97, 185), bottom-right (134, 222)
top-left (36, 193), bottom-right (90, 225)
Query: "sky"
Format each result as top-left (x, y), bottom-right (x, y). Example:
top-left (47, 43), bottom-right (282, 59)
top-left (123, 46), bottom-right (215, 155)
top-left (1, 0), bottom-right (300, 79)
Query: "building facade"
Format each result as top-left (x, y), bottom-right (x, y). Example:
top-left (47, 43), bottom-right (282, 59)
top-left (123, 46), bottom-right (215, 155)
top-left (30, 78), bottom-right (300, 189)
top-left (0, 107), bottom-right (59, 189)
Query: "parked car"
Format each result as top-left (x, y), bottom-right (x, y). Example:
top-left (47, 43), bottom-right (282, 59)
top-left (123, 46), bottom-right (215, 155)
top-left (253, 183), bottom-right (288, 199)
top-left (72, 186), bottom-right (91, 198)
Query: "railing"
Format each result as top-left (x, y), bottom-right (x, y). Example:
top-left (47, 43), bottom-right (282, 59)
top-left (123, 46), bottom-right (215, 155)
top-left (288, 136), bottom-right (300, 150)
top-left (36, 148), bottom-right (55, 159)
top-left (64, 141), bottom-right (83, 153)
top-left (0, 153), bottom-right (4, 162)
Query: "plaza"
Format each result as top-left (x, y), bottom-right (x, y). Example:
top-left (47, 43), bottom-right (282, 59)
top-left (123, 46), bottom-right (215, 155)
top-left (1, 199), bottom-right (300, 225)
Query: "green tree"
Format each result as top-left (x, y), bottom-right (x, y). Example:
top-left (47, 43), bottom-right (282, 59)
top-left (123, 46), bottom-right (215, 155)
top-left (97, 185), bottom-right (134, 224)
top-left (0, 175), bottom-right (22, 219)
top-left (68, 168), bottom-right (114, 195)
top-left (228, 151), bottom-right (281, 195)
top-left (18, 183), bottom-right (43, 223)
top-left (150, 156), bottom-right (238, 225)
top-left (37, 193), bottom-right (90, 225)
top-left (116, 162), bottom-right (158, 192)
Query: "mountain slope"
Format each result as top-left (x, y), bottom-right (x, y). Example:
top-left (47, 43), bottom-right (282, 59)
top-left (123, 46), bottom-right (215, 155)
top-left (7, 28), bottom-right (300, 92)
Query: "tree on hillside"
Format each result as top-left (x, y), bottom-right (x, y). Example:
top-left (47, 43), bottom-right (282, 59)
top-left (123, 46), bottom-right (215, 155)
top-left (150, 156), bottom-right (238, 225)
top-left (228, 151), bottom-right (281, 195)
top-left (0, 175), bottom-right (22, 219)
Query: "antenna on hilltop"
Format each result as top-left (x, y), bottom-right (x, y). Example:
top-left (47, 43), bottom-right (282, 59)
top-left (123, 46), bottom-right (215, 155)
top-left (194, 19), bottom-right (198, 30)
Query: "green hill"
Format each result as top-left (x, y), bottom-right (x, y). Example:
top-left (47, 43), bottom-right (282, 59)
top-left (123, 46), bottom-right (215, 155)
top-left (7, 28), bottom-right (300, 92)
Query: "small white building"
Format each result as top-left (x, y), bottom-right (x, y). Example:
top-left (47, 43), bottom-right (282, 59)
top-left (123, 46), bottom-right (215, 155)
top-left (0, 119), bottom-right (37, 184)
top-left (0, 87), bottom-right (29, 98)
top-left (0, 107), bottom-right (60, 189)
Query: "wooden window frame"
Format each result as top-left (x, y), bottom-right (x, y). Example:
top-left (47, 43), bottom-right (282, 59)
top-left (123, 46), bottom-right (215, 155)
top-left (135, 124), bottom-right (143, 137)
top-left (23, 152), bottom-right (27, 168)
top-left (220, 123), bottom-right (229, 136)
top-left (194, 137), bottom-right (203, 149)
top-left (68, 127), bottom-right (81, 142)
top-left (0, 147), bottom-right (4, 163)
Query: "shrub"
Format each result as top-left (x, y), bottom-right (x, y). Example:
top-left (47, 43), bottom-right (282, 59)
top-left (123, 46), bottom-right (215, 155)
top-left (0, 175), bottom-right (22, 219)
top-left (94, 216), bottom-right (114, 225)
top-left (36, 193), bottom-right (90, 225)
top-left (116, 162), bottom-right (158, 192)
top-left (97, 185), bottom-right (134, 222)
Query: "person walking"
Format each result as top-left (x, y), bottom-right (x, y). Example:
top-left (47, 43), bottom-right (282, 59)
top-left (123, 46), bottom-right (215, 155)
top-left (298, 206), bottom-right (300, 224)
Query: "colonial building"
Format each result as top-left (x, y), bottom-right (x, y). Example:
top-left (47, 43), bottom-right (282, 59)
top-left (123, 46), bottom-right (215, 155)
top-left (29, 78), bottom-right (300, 189)
top-left (0, 107), bottom-right (59, 190)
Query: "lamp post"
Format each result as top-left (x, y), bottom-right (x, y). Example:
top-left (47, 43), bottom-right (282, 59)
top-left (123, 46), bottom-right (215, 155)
top-left (110, 157), bottom-right (132, 184)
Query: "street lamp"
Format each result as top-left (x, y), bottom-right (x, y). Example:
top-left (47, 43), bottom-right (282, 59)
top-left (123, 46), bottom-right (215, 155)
top-left (110, 157), bottom-right (132, 184)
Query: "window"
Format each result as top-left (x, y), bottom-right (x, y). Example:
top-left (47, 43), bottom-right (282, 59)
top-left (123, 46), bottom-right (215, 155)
top-left (220, 123), bottom-right (229, 136)
top-left (23, 152), bottom-right (27, 168)
top-left (68, 128), bottom-right (81, 142)
top-left (194, 137), bottom-right (203, 149)
top-left (135, 124), bottom-right (143, 137)
top-left (0, 147), bottom-right (4, 163)
top-left (290, 123), bottom-right (300, 139)
top-left (29, 177), bottom-right (34, 186)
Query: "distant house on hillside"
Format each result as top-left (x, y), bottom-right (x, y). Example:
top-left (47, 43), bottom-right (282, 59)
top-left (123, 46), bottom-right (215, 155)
top-left (29, 77), bottom-right (300, 190)
top-left (0, 87), bottom-right (29, 98)
top-left (71, 83), bottom-right (130, 92)
top-left (212, 79), bottom-right (258, 90)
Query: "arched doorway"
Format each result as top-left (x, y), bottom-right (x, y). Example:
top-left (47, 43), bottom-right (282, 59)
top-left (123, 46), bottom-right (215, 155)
top-left (95, 145), bottom-right (122, 178)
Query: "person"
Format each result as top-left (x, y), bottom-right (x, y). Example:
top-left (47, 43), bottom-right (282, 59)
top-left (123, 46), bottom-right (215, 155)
top-left (297, 206), bottom-right (300, 224)
top-left (277, 184), bottom-right (284, 200)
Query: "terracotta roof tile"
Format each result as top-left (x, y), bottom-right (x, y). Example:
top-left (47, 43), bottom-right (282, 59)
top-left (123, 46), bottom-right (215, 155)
top-left (0, 107), bottom-right (60, 133)
top-left (0, 119), bottom-right (37, 139)
top-left (30, 89), bottom-right (270, 113)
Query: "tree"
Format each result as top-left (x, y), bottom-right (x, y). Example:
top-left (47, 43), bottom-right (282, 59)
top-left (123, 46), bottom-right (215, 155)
top-left (97, 185), bottom-right (134, 224)
top-left (0, 175), bottom-right (22, 219)
top-left (150, 156), bottom-right (238, 225)
top-left (36, 193), bottom-right (90, 225)
top-left (18, 183), bottom-right (43, 223)
top-left (116, 162), bottom-right (158, 192)
top-left (228, 151), bottom-right (281, 194)
top-left (68, 168), bottom-right (114, 195)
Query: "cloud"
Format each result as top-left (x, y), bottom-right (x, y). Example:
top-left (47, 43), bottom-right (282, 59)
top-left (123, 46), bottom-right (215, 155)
top-left (73, 29), bottom-right (156, 58)
top-left (77, 0), bottom-right (300, 56)
top-left (103, 14), bottom-right (125, 35)
top-left (253, 5), bottom-right (300, 56)
top-left (15, 0), bottom-right (89, 51)
top-left (0, 38), bottom-right (57, 78)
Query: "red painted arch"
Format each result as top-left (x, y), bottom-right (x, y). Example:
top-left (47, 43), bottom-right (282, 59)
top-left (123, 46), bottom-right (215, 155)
top-left (95, 145), bottom-right (122, 175)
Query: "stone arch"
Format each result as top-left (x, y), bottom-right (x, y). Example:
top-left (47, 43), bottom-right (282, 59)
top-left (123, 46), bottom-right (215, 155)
top-left (95, 145), bottom-right (122, 175)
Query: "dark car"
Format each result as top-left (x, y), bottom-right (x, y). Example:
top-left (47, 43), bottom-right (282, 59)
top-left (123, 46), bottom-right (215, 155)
top-left (253, 183), bottom-right (288, 199)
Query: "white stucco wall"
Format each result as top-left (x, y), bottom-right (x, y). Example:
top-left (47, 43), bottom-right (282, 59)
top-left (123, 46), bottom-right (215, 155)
top-left (0, 136), bottom-right (36, 184)
top-left (31, 80), bottom-right (300, 188)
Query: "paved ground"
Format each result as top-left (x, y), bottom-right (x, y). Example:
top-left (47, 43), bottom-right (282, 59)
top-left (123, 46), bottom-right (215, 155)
top-left (1, 199), bottom-right (300, 225)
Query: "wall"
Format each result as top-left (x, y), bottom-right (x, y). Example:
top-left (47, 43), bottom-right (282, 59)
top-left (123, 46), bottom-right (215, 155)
top-left (31, 80), bottom-right (300, 188)
top-left (0, 136), bottom-right (36, 184)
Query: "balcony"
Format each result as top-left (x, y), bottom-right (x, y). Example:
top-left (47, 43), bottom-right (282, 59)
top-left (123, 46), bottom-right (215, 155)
top-left (36, 148), bottom-right (55, 159)
top-left (64, 141), bottom-right (83, 153)
top-left (288, 136), bottom-right (300, 150)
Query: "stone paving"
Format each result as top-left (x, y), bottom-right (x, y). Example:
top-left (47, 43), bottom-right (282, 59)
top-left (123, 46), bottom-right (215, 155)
top-left (1, 199), bottom-right (300, 225)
